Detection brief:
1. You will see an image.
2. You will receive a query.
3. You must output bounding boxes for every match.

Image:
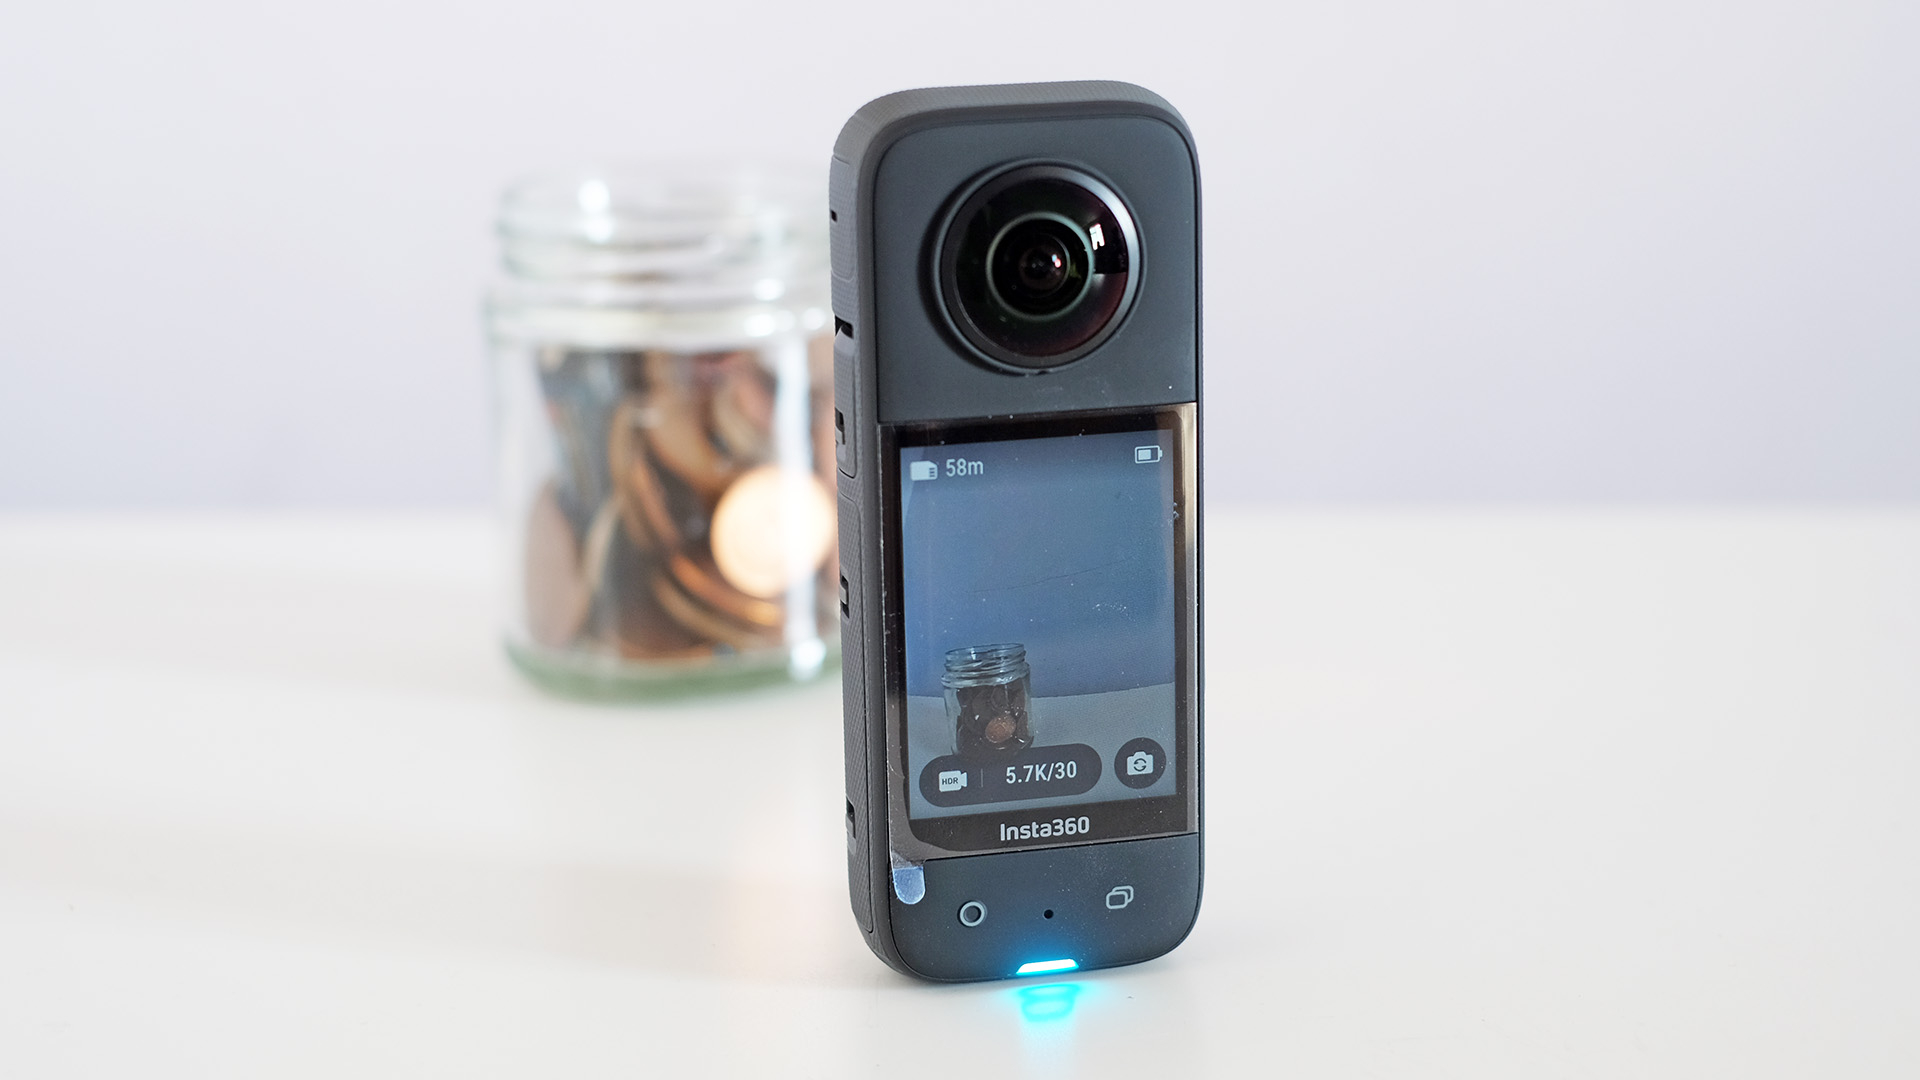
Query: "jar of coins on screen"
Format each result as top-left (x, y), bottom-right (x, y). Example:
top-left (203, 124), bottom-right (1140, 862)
top-left (943, 643), bottom-right (1035, 759)
top-left (487, 167), bottom-right (837, 695)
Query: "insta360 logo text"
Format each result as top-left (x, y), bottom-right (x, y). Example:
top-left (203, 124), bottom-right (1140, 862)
top-left (1001, 816), bottom-right (1092, 841)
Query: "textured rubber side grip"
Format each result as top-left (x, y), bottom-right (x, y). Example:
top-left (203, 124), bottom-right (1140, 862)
top-left (838, 492), bottom-right (871, 934)
top-left (832, 333), bottom-right (857, 478)
top-left (828, 156), bottom-right (860, 337)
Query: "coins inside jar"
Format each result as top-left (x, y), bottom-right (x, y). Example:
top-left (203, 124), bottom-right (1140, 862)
top-left (711, 464), bottom-right (836, 599)
top-left (519, 337), bottom-right (837, 666)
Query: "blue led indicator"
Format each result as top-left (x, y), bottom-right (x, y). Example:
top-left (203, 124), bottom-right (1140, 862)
top-left (1014, 958), bottom-right (1079, 976)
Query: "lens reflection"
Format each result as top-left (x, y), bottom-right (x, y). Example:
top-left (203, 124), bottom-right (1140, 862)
top-left (1018, 242), bottom-right (1067, 293)
top-left (988, 215), bottom-right (1089, 318)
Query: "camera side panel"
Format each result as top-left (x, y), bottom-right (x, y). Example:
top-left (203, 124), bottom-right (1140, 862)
top-left (870, 116), bottom-right (1198, 423)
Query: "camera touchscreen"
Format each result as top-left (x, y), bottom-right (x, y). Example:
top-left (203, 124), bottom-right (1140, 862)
top-left (895, 409), bottom-right (1193, 851)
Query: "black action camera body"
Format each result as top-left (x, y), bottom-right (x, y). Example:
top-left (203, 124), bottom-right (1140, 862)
top-left (832, 82), bottom-right (1201, 982)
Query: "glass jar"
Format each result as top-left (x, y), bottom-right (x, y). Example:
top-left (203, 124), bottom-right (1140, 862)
top-left (943, 643), bottom-right (1034, 758)
top-left (487, 167), bottom-right (838, 696)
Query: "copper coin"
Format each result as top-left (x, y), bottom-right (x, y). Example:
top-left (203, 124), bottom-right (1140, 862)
top-left (709, 464), bottom-right (836, 599)
top-left (651, 568), bottom-right (783, 652)
top-left (523, 481), bottom-right (592, 648)
top-left (601, 525), bottom-right (712, 660)
top-left (708, 354), bottom-right (775, 465)
top-left (639, 350), bottom-right (747, 501)
top-left (665, 552), bottom-right (785, 629)
top-left (609, 396), bottom-right (679, 552)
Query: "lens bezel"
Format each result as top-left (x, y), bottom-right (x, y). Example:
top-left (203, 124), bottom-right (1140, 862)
top-left (936, 163), bottom-right (1141, 371)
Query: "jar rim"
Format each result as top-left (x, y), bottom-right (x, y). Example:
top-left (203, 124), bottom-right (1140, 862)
top-left (500, 164), bottom-right (821, 246)
top-left (941, 642), bottom-right (1030, 684)
top-left (495, 164), bottom-right (827, 309)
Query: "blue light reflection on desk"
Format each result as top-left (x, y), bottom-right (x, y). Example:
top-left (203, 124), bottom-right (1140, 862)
top-left (1015, 982), bottom-right (1082, 1022)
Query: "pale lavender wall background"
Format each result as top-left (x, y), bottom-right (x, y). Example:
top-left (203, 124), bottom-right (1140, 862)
top-left (1, 0), bottom-right (1915, 507)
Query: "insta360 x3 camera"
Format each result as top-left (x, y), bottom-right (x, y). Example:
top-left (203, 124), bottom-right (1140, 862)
top-left (832, 81), bottom-right (1202, 982)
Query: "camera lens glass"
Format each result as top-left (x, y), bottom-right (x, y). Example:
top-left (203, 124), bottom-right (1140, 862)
top-left (990, 215), bottom-right (1087, 316)
top-left (939, 165), bottom-right (1138, 369)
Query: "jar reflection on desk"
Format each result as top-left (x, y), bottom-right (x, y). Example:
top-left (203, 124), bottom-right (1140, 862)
top-left (487, 168), bottom-right (838, 696)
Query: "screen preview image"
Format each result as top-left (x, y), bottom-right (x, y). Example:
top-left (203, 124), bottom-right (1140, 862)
top-left (898, 427), bottom-right (1179, 829)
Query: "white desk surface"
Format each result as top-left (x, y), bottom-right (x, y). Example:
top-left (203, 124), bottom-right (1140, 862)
top-left (2, 511), bottom-right (1916, 1077)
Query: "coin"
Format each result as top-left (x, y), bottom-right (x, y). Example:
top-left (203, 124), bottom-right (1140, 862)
top-left (520, 339), bottom-right (840, 669)
top-left (609, 396), bottom-right (679, 552)
top-left (523, 481), bottom-right (592, 648)
top-left (601, 525), bottom-right (713, 660)
top-left (579, 495), bottom-right (622, 599)
top-left (665, 551), bottom-right (785, 629)
top-left (708, 353), bottom-right (775, 465)
top-left (640, 350), bottom-right (748, 501)
top-left (709, 464), bottom-right (836, 599)
top-left (652, 567), bottom-right (784, 651)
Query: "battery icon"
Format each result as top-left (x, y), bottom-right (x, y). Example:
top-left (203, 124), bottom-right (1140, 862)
top-left (909, 460), bottom-right (939, 481)
top-left (1133, 445), bottom-right (1163, 463)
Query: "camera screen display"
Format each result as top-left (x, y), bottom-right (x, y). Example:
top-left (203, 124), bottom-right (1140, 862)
top-left (893, 409), bottom-right (1194, 851)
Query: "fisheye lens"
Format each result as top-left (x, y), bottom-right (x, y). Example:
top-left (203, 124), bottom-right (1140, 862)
top-left (939, 165), bottom-right (1139, 368)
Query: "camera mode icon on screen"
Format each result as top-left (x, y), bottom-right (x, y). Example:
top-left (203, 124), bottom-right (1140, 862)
top-left (937, 769), bottom-right (968, 792)
top-left (1114, 737), bottom-right (1167, 789)
top-left (1133, 446), bottom-right (1162, 463)
top-left (909, 460), bottom-right (939, 481)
